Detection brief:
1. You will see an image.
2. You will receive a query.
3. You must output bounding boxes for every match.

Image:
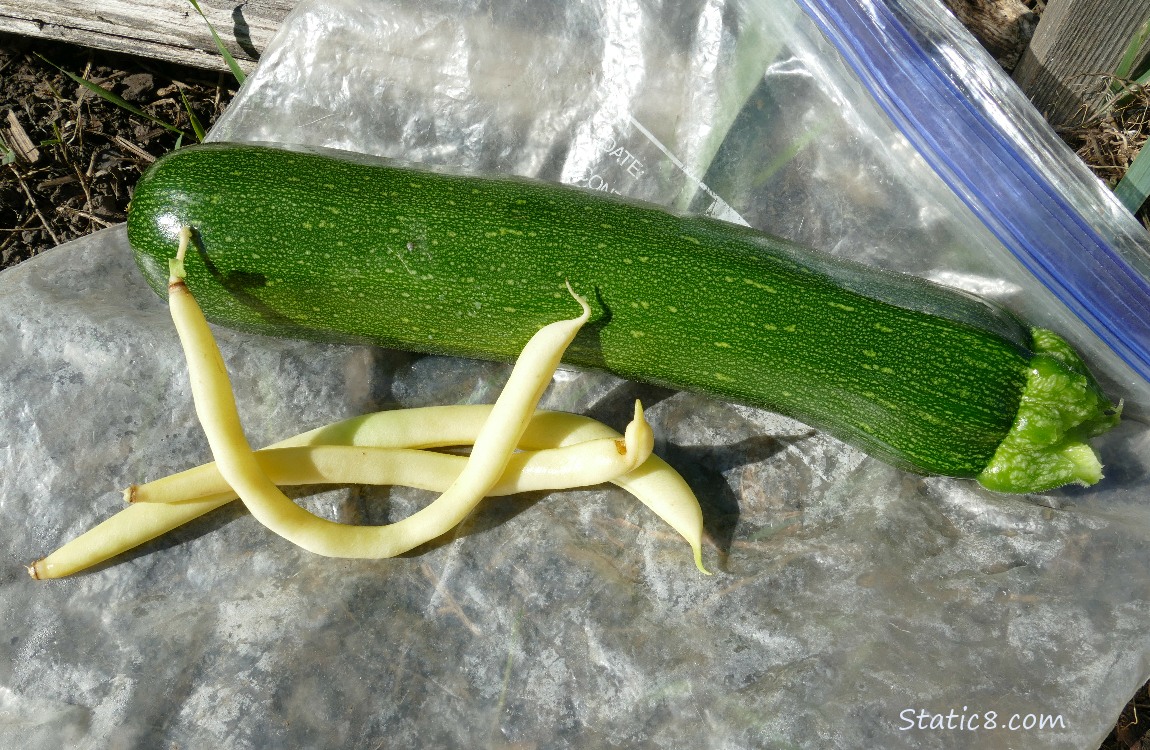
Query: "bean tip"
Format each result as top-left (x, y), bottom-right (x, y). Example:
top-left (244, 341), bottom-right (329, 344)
top-left (563, 279), bottom-right (591, 320)
top-left (621, 400), bottom-right (654, 471)
top-left (694, 547), bottom-right (712, 576)
top-left (167, 225), bottom-right (193, 285)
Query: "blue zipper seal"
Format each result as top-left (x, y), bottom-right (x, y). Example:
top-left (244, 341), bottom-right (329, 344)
top-left (792, 0), bottom-right (1150, 384)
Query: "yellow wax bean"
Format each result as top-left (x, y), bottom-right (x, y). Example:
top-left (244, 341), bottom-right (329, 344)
top-left (132, 406), bottom-right (706, 572)
top-left (27, 410), bottom-right (653, 580)
top-left (169, 225), bottom-right (598, 558)
top-left (280, 408), bottom-right (706, 571)
top-left (133, 407), bottom-right (648, 501)
top-left (28, 498), bottom-right (230, 580)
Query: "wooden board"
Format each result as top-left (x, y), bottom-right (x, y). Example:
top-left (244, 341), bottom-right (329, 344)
top-left (0, 0), bottom-right (295, 73)
top-left (1012, 0), bottom-right (1150, 128)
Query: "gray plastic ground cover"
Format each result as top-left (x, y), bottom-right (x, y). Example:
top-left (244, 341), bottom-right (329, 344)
top-left (3, 0), bottom-right (1150, 747)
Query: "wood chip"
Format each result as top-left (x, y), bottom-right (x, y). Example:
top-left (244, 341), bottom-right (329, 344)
top-left (56, 206), bottom-right (114, 228)
top-left (3, 110), bottom-right (41, 164)
top-left (112, 135), bottom-right (156, 163)
top-left (38, 174), bottom-right (79, 190)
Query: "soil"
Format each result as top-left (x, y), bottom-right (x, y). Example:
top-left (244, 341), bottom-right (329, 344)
top-left (1, 22), bottom-right (1148, 750)
top-left (0, 32), bottom-right (236, 268)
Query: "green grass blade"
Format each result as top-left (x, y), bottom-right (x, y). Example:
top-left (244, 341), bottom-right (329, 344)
top-left (1115, 143), bottom-right (1150, 214)
top-left (187, 0), bottom-right (247, 85)
top-left (1115, 18), bottom-right (1150, 81)
top-left (179, 88), bottom-right (207, 142)
top-left (751, 122), bottom-right (830, 189)
top-left (1109, 19), bottom-right (1150, 212)
top-left (35, 54), bottom-right (185, 136)
top-left (0, 131), bottom-right (13, 165)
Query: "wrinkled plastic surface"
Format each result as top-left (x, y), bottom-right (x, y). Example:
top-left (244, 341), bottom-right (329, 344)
top-left (3, 0), bottom-right (1150, 747)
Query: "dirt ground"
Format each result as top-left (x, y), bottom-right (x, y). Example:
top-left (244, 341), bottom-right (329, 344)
top-left (0, 32), bottom-right (236, 267)
top-left (1, 22), bottom-right (1149, 750)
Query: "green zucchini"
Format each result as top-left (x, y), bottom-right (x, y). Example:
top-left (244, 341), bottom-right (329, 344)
top-left (126, 143), bottom-right (1120, 493)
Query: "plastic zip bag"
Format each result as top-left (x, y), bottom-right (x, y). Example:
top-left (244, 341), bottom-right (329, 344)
top-left (796, 0), bottom-right (1150, 404)
top-left (2, 0), bottom-right (1148, 748)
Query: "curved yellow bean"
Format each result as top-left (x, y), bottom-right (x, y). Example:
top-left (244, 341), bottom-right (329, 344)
top-left (170, 226), bottom-right (599, 558)
top-left (283, 408), bottom-right (707, 572)
top-left (27, 409), bottom-right (653, 580)
top-left (134, 422), bottom-right (647, 505)
top-left (132, 406), bottom-right (706, 572)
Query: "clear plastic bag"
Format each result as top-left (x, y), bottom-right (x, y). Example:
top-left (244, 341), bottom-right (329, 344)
top-left (3, 0), bottom-right (1149, 747)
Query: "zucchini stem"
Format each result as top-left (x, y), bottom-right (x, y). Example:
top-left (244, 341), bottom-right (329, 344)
top-left (976, 329), bottom-right (1122, 494)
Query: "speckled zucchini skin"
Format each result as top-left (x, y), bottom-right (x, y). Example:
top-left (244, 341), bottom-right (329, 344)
top-left (127, 143), bottom-right (1061, 479)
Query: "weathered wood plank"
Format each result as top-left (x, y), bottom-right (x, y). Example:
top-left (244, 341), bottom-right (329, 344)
top-left (0, 0), bottom-right (295, 73)
top-left (1013, 0), bottom-right (1150, 128)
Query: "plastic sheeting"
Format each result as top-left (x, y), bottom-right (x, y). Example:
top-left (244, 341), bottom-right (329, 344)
top-left (3, 0), bottom-right (1150, 747)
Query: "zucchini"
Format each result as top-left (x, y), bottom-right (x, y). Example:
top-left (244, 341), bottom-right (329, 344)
top-left (126, 143), bottom-right (1119, 493)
